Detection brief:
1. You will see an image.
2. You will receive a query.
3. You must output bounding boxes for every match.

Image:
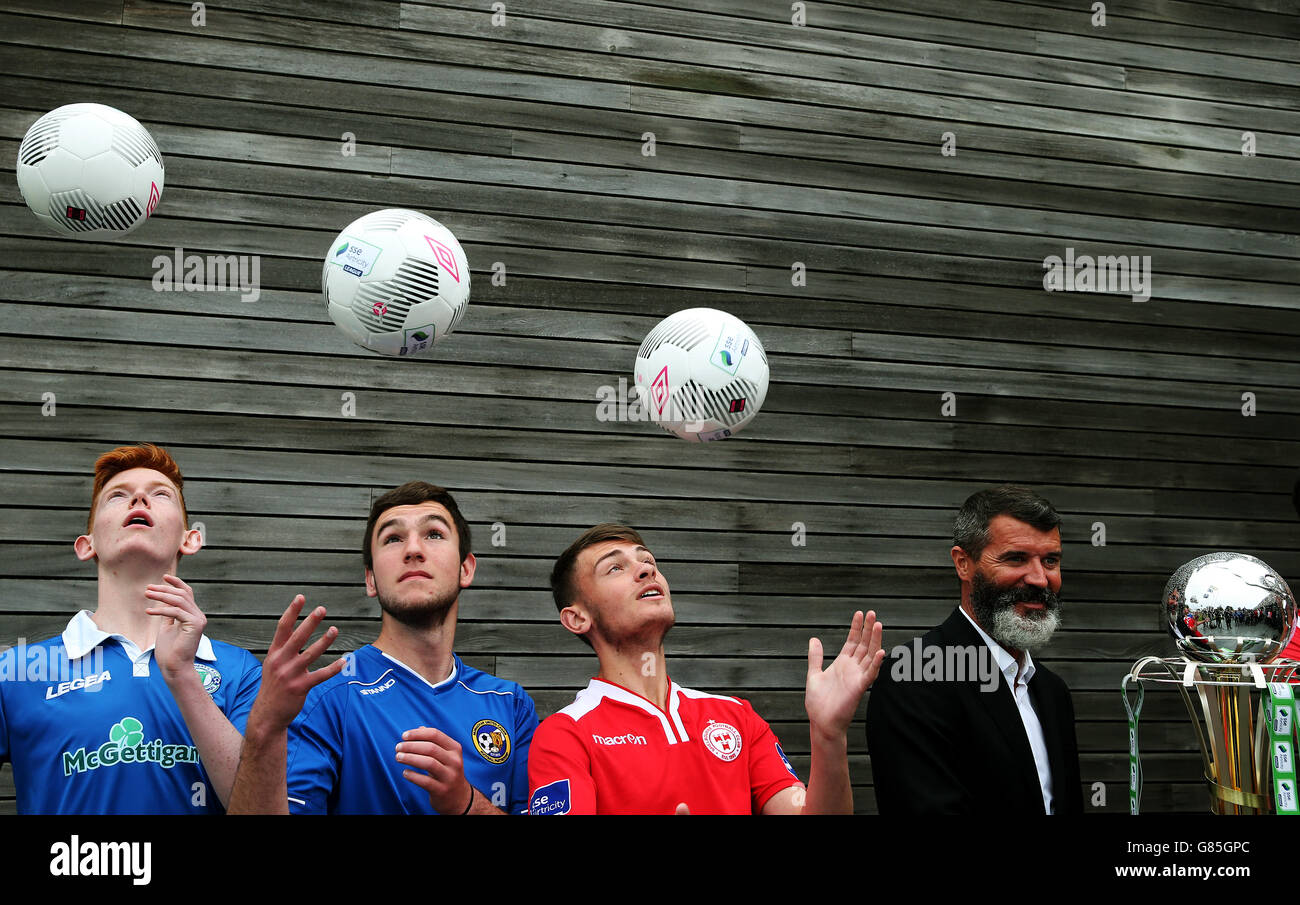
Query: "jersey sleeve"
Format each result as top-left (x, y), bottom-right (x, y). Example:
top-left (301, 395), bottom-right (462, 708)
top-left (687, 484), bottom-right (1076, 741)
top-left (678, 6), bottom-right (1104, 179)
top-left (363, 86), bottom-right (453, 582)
top-left (527, 714), bottom-right (597, 815)
top-left (507, 688), bottom-right (540, 815)
top-left (221, 650), bottom-right (262, 735)
top-left (743, 701), bottom-right (803, 813)
top-left (285, 692), bottom-right (343, 815)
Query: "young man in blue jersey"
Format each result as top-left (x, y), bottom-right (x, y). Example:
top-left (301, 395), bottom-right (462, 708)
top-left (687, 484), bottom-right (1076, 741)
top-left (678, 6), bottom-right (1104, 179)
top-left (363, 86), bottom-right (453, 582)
top-left (0, 443), bottom-right (262, 814)
top-left (229, 482), bottom-right (538, 814)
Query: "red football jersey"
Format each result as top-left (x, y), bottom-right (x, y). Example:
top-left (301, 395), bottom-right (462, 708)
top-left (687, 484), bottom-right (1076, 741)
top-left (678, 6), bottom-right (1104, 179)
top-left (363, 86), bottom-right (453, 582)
top-left (528, 677), bottom-right (803, 815)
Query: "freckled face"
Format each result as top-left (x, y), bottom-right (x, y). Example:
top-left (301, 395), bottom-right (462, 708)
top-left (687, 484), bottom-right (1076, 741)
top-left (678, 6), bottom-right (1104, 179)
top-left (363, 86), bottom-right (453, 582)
top-left (81, 468), bottom-right (192, 567)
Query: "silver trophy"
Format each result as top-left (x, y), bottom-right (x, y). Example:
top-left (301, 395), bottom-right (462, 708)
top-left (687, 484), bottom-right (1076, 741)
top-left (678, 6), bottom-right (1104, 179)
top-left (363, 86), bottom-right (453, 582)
top-left (1165, 552), bottom-right (1297, 664)
top-left (1127, 553), bottom-right (1299, 814)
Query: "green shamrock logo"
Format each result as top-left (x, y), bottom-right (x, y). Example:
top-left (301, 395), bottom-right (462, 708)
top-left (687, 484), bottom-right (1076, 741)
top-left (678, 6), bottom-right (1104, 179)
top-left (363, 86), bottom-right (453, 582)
top-left (109, 717), bottom-right (144, 749)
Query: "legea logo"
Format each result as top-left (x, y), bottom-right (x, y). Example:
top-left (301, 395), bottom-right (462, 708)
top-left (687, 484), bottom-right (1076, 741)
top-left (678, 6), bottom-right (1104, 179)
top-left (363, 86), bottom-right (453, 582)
top-left (61, 717), bottom-right (199, 776)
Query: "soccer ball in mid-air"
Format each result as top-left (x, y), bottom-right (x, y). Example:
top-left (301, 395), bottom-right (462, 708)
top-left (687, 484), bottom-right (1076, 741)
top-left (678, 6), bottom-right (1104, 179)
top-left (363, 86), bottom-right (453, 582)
top-left (16, 103), bottom-right (164, 237)
top-left (322, 209), bottom-right (471, 358)
top-left (633, 307), bottom-right (770, 442)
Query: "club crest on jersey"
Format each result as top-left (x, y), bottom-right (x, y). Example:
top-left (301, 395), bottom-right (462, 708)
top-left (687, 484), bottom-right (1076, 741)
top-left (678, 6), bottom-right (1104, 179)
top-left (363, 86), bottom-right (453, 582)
top-left (471, 719), bottom-right (511, 764)
top-left (702, 720), bottom-right (742, 762)
top-left (194, 664), bottom-right (221, 696)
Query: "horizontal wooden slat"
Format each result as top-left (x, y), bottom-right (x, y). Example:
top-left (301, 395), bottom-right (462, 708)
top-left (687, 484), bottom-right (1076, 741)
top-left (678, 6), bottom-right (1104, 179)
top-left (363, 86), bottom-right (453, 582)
top-left (3, 401), bottom-right (1298, 497)
top-left (4, 318), bottom-right (1299, 423)
top-left (1, 0), bottom-right (1293, 818)
top-left (0, 581), bottom-right (1207, 643)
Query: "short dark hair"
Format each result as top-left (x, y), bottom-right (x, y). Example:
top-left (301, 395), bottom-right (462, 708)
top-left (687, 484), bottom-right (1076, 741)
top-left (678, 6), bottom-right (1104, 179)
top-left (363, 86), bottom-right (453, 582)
top-left (953, 485), bottom-right (1061, 561)
top-left (362, 482), bottom-right (472, 571)
top-left (551, 523), bottom-right (646, 612)
top-left (550, 524), bottom-right (647, 649)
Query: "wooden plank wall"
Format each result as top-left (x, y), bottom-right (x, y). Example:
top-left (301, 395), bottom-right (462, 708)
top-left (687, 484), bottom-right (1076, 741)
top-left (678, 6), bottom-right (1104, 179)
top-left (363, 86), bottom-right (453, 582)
top-left (1, 0), bottom-right (1297, 814)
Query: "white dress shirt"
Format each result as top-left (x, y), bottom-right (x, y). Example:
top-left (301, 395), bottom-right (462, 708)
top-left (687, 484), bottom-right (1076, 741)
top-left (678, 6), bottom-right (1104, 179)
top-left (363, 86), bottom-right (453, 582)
top-left (959, 607), bottom-right (1055, 814)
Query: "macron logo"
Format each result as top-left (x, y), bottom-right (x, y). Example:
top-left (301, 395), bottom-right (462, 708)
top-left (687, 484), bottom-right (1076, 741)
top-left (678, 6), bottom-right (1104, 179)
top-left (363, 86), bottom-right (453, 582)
top-left (592, 733), bottom-right (647, 746)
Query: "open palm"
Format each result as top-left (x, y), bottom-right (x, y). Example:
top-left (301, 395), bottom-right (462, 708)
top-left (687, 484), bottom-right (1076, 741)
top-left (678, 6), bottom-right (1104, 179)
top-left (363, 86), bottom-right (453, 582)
top-left (804, 610), bottom-right (885, 736)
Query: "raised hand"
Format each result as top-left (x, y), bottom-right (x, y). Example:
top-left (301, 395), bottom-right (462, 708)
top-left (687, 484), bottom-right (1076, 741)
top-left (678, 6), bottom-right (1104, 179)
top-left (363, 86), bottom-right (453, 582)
top-left (146, 574), bottom-right (207, 683)
top-left (251, 595), bottom-right (345, 731)
top-left (804, 610), bottom-right (885, 740)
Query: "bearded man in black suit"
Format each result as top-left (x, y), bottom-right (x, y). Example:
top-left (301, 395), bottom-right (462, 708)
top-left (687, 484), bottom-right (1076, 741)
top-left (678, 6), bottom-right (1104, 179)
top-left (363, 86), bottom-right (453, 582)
top-left (866, 485), bottom-right (1083, 815)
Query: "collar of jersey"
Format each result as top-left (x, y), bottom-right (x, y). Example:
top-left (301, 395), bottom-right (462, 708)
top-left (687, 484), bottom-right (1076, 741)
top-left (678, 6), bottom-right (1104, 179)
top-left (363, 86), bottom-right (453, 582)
top-left (584, 676), bottom-right (691, 744)
top-left (62, 609), bottom-right (217, 662)
top-left (374, 646), bottom-right (459, 692)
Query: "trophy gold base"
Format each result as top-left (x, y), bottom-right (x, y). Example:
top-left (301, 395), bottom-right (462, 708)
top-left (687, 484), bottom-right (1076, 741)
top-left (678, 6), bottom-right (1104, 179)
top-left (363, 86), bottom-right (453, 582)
top-left (1125, 657), bottom-right (1299, 815)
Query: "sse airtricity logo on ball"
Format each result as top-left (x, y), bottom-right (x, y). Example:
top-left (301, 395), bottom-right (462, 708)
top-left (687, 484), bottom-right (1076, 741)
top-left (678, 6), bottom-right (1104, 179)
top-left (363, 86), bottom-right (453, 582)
top-left (702, 720), bottom-right (742, 762)
top-left (710, 332), bottom-right (748, 376)
top-left (472, 719), bottom-right (512, 764)
top-left (330, 235), bottom-right (381, 278)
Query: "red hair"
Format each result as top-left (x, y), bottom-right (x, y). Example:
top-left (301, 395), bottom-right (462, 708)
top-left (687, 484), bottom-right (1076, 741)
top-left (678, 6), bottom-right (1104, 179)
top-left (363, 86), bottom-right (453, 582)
top-left (87, 443), bottom-right (188, 532)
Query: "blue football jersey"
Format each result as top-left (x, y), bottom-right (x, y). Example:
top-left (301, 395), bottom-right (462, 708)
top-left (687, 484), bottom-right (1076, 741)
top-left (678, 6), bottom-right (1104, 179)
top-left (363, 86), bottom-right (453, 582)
top-left (0, 612), bottom-right (262, 815)
top-left (286, 645), bottom-right (538, 814)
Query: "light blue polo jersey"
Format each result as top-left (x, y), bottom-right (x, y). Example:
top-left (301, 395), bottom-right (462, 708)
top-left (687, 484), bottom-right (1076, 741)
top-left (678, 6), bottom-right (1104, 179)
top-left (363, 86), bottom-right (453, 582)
top-left (286, 645), bottom-right (537, 814)
top-left (0, 611), bottom-right (262, 814)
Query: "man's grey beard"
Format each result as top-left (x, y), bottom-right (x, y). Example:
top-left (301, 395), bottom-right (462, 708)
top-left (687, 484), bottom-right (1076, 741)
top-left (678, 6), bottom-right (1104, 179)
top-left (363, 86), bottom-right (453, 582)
top-left (970, 571), bottom-right (1062, 652)
top-left (377, 586), bottom-right (456, 630)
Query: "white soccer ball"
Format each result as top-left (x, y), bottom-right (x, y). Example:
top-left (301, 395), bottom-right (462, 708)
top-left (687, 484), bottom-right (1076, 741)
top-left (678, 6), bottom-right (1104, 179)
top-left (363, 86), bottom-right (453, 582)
top-left (633, 308), bottom-right (769, 442)
top-left (16, 103), bottom-right (164, 237)
top-left (322, 209), bottom-right (471, 357)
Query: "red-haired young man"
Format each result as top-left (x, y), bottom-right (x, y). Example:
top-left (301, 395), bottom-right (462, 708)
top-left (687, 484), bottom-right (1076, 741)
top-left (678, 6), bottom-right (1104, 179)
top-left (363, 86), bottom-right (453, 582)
top-left (0, 443), bottom-right (261, 814)
top-left (528, 524), bottom-right (884, 814)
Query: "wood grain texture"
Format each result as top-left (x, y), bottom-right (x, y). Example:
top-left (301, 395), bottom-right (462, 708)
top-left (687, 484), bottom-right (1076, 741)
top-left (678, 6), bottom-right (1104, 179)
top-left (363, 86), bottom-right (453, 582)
top-left (1, 0), bottom-right (1295, 815)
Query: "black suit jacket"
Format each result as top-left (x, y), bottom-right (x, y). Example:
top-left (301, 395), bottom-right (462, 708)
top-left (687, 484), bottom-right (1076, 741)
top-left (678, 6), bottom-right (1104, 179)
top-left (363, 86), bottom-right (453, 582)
top-left (865, 607), bottom-right (1083, 815)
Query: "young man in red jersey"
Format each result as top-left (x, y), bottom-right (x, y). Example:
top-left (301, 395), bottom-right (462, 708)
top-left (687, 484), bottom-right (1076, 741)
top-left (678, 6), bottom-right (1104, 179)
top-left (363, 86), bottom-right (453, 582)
top-left (527, 524), bottom-right (884, 814)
